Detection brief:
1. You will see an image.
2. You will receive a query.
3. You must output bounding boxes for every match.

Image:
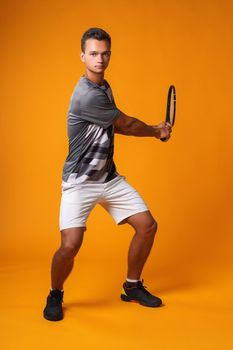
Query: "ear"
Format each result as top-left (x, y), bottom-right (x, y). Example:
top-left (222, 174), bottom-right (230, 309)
top-left (80, 52), bottom-right (85, 63)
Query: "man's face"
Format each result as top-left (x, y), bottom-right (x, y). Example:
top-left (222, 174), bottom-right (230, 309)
top-left (80, 39), bottom-right (111, 74)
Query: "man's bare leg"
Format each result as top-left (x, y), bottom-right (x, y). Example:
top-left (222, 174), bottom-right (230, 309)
top-left (51, 227), bottom-right (86, 290)
top-left (123, 211), bottom-right (157, 280)
top-left (120, 211), bottom-right (162, 307)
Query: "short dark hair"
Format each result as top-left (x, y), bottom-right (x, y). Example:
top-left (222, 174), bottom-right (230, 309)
top-left (81, 27), bottom-right (111, 53)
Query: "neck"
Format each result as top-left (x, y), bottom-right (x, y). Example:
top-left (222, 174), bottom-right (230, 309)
top-left (84, 70), bottom-right (105, 86)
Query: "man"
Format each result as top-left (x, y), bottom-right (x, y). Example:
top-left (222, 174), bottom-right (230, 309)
top-left (43, 27), bottom-right (172, 321)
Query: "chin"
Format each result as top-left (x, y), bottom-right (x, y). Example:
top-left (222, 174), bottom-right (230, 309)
top-left (95, 69), bottom-right (106, 74)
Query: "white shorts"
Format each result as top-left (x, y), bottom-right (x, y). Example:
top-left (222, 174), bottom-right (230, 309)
top-left (59, 175), bottom-right (149, 231)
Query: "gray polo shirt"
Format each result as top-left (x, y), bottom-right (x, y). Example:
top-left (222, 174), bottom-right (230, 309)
top-left (62, 75), bottom-right (121, 184)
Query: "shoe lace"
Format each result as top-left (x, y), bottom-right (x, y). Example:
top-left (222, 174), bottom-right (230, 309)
top-left (137, 279), bottom-right (152, 296)
top-left (49, 293), bottom-right (63, 305)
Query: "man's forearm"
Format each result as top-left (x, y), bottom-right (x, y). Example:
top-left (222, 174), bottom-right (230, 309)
top-left (124, 117), bottom-right (161, 138)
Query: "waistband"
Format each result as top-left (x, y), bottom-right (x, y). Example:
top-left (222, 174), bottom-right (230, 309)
top-left (62, 174), bottom-right (126, 188)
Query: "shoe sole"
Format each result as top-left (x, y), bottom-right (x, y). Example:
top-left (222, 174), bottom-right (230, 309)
top-left (120, 294), bottom-right (162, 307)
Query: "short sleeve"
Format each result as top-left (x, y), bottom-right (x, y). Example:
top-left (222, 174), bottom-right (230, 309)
top-left (80, 89), bottom-right (120, 129)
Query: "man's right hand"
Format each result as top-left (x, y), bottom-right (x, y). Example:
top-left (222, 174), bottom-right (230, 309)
top-left (152, 121), bottom-right (172, 140)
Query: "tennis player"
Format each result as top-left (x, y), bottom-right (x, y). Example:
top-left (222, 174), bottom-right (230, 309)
top-left (43, 27), bottom-right (172, 321)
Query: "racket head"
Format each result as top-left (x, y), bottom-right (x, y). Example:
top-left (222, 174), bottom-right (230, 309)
top-left (165, 85), bottom-right (176, 126)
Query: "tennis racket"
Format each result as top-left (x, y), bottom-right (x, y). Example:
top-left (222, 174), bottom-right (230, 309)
top-left (160, 85), bottom-right (176, 142)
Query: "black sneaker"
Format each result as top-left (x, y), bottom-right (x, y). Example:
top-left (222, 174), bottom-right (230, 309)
top-left (43, 289), bottom-right (64, 321)
top-left (120, 279), bottom-right (162, 307)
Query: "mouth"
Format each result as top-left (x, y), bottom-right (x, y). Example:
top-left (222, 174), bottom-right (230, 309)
top-left (96, 65), bottom-right (104, 68)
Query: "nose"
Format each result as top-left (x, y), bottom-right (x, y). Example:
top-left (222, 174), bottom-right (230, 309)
top-left (97, 54), bottom-right (104, 62)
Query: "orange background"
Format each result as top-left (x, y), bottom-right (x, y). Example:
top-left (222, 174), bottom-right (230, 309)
top-left (1, 0), bottom-right (233, 349)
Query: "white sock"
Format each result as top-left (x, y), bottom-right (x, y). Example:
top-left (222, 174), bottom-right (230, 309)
top-left (50, 288), bottom-right (64, 292)
top-left (126, 278), bottom-right (139, 283)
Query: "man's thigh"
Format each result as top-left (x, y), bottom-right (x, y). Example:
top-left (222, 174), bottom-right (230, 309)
top-left (59, 181), bottom-right (102, 231)
top-left (99, 176), bottom-right (151, 226)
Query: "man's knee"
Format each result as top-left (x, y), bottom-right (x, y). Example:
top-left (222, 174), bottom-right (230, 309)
top-left (151, 219), bottom-right (158, 234)
top-left (126, 211), bottom-right (158, 236)
top-left (144, 219), bottom-right (158, 237)
top-left (59, 227), bottom-right (85, 259)
top-left (137, 213), bottom-right (158, 237)
top-left (59, 244), bottom-right (80, 259)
